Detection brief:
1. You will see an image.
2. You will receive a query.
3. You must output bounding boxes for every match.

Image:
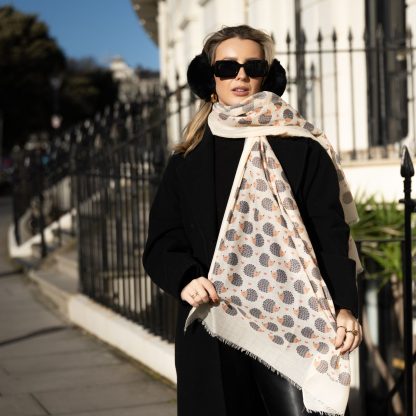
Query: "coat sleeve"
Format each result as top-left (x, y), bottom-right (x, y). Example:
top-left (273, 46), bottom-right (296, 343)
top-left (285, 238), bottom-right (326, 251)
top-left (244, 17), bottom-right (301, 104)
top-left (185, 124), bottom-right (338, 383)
top-left (142, 154), bottom-right (206, 304)
top-left (299, 140), bottom-right (359, 319)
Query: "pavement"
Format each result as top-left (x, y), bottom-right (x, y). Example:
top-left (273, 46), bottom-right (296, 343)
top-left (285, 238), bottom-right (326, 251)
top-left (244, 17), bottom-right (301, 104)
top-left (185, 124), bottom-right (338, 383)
top-left (0, 196), bottom-right (177, 416)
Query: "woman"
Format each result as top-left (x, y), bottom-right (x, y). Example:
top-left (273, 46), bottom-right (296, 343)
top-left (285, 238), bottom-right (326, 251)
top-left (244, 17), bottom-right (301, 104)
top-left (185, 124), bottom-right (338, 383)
top-left (142, 24), bottom-right (363, 416)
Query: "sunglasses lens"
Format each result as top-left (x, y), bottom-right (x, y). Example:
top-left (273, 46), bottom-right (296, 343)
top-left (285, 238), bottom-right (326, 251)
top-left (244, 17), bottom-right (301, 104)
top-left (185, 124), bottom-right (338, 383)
top-left (214, 61), bottom-right (239, 77)
top-left (245, 60), bottom-right (268, 77)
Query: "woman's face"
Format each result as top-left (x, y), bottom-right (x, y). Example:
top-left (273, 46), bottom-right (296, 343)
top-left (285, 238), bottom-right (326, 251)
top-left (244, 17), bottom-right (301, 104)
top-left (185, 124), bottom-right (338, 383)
top-left (213, 37), bottom-right (265, 106)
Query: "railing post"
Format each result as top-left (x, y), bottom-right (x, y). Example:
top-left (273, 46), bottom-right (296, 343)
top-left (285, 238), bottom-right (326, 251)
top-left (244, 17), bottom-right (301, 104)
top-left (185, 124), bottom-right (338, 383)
top-left (35, 147), bottom-right (47, 258)
top-left (398, 145), bottom-right (415, 416)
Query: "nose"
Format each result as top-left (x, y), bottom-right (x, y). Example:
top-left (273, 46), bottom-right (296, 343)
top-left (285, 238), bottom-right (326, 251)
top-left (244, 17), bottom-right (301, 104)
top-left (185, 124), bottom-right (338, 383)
top-left (236, 65), bottom-right (249, 80)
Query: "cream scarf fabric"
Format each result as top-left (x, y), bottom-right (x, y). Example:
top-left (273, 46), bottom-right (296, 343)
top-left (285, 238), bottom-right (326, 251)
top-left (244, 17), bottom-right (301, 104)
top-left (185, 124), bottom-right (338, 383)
top-left (184, 91), bottom-right (362, 416)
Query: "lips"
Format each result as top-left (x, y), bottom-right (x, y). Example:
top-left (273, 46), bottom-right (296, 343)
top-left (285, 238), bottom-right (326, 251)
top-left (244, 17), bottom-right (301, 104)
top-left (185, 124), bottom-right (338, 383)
top-left (232, 86), bottom-right (250, 96)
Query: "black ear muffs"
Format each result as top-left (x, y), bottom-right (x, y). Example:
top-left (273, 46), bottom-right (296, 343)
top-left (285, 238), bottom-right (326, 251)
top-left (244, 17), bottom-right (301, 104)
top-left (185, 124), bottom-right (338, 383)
top-left (186, 53), bottom-right (287, 101)
top-left (261, 59), bottom-right (287, 96)
top-left (187, 51), bottom-right (215, 102)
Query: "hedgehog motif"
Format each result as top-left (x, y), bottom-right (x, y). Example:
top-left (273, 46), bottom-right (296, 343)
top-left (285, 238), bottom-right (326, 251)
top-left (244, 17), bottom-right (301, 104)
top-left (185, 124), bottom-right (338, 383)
top-left (263, 298), bottom-right (280, 313)
top-left (299, 257), bottom-right (312, 269)
top-left (251, 156), bottom-right (263, 168)
top-left (259, 113), bottom-right (272, 124)
top-left (230, 295), bottom-right (242, 306)
top-left (279, 290), bottom-right (295, 304)
top-left (282, 197), bottom-right (295, 210)
top-left (318, 298), bottom-right (330, 311)
top-left (239, 221), bottom-right (254, 234)
top-left (222, 303), bottom-right (237, 316)
top-left (273, 269), bottom-right (288, 283)
top-left (248, 192), bottom-right (256, 202)
top-left (213, 281), bottom-right (227, 293)
top-left (301, 327), bottom-right (318, 339)
top-left (278, 215), bottom-right (288, 228)
top-left (223, 252), bottom-right (238, 266)
top-left (238, 244), bottom-right (253, 258)
top-left (240, 178), bottom-right (250, 190)
top-left (296, 345), bottom-right (313, 358)
top-left (251, 141), bottom-right (260, 151)
top-left (243, 264), bottom-right (260, 278)
top-left (249, 308), bottom-right (265, 319)
top-left (311, 267), bottom-right (322, 280)
top-left (338, 372), bottom-right (351, 386)
top-left (308, 297), bottom-right (320, 312)
top-left (213, 262), bottom-right (224, 275)
top-left (257, 279), bottom-right (273, 293)
top-left (225, 229), bottom-right (240, 241)
top-left (295, 306), bottom-right (310, 320)
top-left (249, 321), bottom-right (264, 332)
top-left (228, 273), bottom-right (243, 286)
top-left (267, 157), bottom-right (278, 169)
top-left (241, 288), bottom-right (258, 302)
top-left (315, 317), bottom-right (331, 333)
top-left (237, 307), bottom-right (247, 317)
top-left (261, 197), bottom-right (277, 211)
top-left (277, 314), bottom-right (295, 327)
top-left (284, 332), bottom-right (300, 343)
top-left (286, 259), bottom-right (301, 273)
top-left (294, 280), bottom-right (310, 294)
top-left (253, 208), bottom-right (264, 222)
top-left (314, 360), bottom-right (329, 374)
top-left (283, 235), bottom-right (296, 248)
top-left (252, 233), bottom-right (265, 247)
top-left (238, 200), bottom-right (250, 214)
top-left (322, 286), bottom-right (332, 299)
top-left (330, 355), bottom-right (341, 369)
top-left (263, 222), bottom-right (278, 237)
top-left (269, 242), bottom-right (284, 257)
top-left (259, 253), bottom-right (275, 267)
top-left (255, 178), bottom-right (268, 191)
top-left (313, 341), bottom-right (330, 354)
top-left (264, 322), bottom-right (279, 332)
top-left (219, 239), bottom-right (228, 251)
top-left (275, 180), bottom-right (286, 192)
top-left (269, 334), bottom-right (284, 344)
top-left (310, 281), bottom-right (319, 293)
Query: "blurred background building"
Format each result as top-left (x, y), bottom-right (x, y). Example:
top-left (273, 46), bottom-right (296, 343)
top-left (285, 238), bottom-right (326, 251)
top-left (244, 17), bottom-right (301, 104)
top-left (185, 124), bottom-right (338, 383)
top-left (132, 0), bottom-right (416, 202)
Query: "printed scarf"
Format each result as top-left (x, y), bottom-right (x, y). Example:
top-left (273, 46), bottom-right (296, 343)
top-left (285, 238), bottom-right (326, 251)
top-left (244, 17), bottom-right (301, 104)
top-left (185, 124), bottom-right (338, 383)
top-left (184, 91), bottom-right (362, 416)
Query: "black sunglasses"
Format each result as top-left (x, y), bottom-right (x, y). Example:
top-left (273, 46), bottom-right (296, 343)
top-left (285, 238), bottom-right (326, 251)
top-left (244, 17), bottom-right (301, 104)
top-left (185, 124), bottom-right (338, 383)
top-left (212, 59), bottom-right (269, 78)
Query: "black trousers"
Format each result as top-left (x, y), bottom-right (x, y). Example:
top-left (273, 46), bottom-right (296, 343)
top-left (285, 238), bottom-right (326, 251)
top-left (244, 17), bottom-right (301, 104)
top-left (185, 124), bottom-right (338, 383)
top-left (218, 341), bottom-right (350, 416)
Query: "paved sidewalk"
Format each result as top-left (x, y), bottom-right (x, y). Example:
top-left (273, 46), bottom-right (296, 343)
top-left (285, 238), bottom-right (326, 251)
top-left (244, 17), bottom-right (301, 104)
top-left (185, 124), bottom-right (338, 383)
top-left (0, 197), bottom-right (177, 416)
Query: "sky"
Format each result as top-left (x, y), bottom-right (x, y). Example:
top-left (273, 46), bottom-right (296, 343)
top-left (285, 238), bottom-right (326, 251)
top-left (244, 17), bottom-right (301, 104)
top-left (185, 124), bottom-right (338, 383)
top-left (0, 0), bottom-right (160, 70)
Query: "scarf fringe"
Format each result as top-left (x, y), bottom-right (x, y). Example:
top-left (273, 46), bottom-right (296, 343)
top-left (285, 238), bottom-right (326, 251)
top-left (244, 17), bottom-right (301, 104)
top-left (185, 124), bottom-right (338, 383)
top-left (197, 318), bottom-right (347, 416)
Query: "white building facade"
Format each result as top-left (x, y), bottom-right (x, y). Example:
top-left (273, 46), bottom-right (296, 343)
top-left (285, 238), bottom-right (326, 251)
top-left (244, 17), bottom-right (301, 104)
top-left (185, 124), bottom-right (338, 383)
top-left (132, 0), bottom-right (416, 201)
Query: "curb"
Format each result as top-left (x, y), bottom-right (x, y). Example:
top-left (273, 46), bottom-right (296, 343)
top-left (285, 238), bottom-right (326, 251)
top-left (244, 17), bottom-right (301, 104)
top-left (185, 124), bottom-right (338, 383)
top-left (25, 257), bottom-right (177, 386)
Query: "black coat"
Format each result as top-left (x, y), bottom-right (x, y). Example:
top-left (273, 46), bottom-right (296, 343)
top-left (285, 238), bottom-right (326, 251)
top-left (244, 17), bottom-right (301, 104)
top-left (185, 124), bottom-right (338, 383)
top-left (142, 125), bottom-right (358, 416)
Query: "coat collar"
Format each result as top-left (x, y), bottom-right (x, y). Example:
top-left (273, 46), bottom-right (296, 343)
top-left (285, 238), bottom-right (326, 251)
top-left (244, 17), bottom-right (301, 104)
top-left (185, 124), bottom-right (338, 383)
top-left (176, 125), bottom-right (218, 260)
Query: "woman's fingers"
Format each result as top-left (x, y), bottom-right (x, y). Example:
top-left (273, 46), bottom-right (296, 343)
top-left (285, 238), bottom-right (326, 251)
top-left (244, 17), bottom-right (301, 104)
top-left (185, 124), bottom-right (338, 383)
top-left (198, 277), bottom-right (219, 302)
top-left (181, 277), bottom-right (220, 307)
top-left (335, 309), bottom-right (363, 354)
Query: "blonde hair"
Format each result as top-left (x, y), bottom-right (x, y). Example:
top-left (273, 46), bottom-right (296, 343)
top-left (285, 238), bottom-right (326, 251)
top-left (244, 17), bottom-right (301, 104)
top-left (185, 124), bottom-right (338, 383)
top-left (173, 24), bottom-right (275, 156)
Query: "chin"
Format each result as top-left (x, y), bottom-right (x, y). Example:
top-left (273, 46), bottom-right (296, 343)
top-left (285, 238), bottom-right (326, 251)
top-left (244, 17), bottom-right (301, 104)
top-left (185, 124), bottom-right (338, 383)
top-left (221, 94), bottom-right (254, 106)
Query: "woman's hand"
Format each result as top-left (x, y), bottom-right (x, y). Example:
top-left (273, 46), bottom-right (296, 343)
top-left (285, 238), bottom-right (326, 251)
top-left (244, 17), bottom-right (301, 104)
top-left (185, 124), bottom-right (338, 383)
top-left (180, 277), bottom-right (220, 307)
top-left (334, 308), bottom-right (363, 354)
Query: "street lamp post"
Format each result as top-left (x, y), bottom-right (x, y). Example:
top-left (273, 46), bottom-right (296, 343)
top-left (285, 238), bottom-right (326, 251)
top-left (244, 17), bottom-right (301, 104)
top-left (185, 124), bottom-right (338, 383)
top-left (50, 75), bottom-right (63, 130)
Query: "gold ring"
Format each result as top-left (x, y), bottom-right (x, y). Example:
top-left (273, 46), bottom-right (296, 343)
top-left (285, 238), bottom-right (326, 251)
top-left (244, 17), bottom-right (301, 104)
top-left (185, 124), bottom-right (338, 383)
top-left (190, 292), bottom-right (199, 299)
top-left (337, 325), bottom-right (347, 331)
top-left (346, 329), bottom-right (359, 336)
